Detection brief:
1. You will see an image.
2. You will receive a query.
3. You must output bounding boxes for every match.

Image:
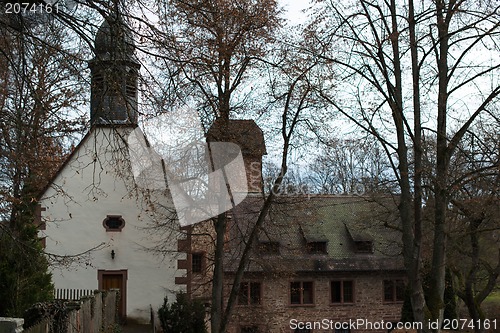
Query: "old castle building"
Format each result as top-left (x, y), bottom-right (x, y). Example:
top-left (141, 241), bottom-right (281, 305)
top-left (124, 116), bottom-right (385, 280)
top-left (182, 120), bottom-right (406, 333)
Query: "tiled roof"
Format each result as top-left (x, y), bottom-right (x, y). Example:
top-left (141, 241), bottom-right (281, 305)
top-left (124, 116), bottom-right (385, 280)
top-left (224, 195), bottom-right (404, 273)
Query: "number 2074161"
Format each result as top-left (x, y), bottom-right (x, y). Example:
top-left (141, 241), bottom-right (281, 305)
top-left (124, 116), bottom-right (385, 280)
top-left (4, 2), bottom-right (59, 14)
top-left (442, 319), bottom-right (497, 331)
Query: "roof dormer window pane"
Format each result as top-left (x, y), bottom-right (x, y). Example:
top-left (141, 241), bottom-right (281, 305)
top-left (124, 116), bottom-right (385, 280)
top-left (307, 241), bottom-right (327, 254)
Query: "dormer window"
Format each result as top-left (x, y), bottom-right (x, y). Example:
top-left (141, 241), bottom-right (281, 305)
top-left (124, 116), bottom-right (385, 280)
top-left (355, 240), bottom-right (373, 253)
top-left (259, 241), bottom-right (280, 254)
top-left (345, 224), bottom-right (374, 254)
top-left (299, 222), bottom-right (328, 255)
top-left (307, 241), bottom-right (327, 254)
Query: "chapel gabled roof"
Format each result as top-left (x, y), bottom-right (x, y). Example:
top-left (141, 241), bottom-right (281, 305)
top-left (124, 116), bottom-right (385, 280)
top-left (36, 126), bottom-right (138, 202)
top-left (36, 130), bottom-right (93, 201)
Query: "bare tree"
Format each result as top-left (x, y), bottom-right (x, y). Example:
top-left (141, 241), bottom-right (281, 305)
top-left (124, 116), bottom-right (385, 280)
top-left (305, 0), bottom-right (500, 330)
top-left (446, 121), bottom-right (500, 332)
top-left (145, 1), bottom-right (286, 332)
top-left (216, 43), bottom-right (323, 333)
top-left (0, 11), bottom-right (87, 315)
top-left (307, 137), bottom-right (394, 195)
top-left (152, 0), bottom-right (281, 121)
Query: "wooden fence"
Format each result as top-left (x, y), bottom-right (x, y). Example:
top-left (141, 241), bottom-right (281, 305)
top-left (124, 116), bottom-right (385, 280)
top-left (54, 289), bottom-right (94, 301)
top-left (24, 290), bottom-right (119, 333)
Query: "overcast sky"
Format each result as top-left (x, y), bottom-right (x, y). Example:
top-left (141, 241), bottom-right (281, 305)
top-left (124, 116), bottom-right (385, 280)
top-left (280, 0), bottom-right (310, 25)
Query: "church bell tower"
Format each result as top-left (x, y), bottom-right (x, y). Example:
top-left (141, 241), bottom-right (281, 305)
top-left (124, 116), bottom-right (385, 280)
top-left (88, 14), bottom-right (140, 126)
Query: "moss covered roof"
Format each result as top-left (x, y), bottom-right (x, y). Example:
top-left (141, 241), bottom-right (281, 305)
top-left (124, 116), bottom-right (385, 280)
top-left (224, 195), bottom-right (404, 273)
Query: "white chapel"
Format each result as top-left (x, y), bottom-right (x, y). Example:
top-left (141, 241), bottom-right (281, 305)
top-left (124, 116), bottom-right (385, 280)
top-left (38, 14), bottom-right (185, 323)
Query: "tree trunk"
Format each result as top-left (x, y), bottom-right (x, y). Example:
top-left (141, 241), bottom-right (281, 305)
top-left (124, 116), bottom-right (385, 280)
top-left (464, 217), bottom-right (487, 333)
top-left (210, 213), bottom-right (226, 333)
top-left (388, 0), bottom-right (427, 329)
top-left (429, 1), bottom-right (450, 328)
top-left (408, 0), bottom-right (427, 329)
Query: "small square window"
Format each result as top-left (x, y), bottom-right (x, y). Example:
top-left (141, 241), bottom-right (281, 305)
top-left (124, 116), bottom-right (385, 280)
top-left (307, 241), bottom-right (327, 254)
top-left (355, 240), bottom-right (373, 253)
top-left (192, 253), bottom-right (203, 273)
top-left (238, 282), bottom-right (261, 305)
top-left (384, 280), bottom-right (405, 302)
top-left (331, 280), bottom-right (354, 304)
top-left (241, 326), bottom-right (259, 333)
top-left (290, 281), bottom-right (314, 305)
top-left (259, 241), bottom-right (280, 254)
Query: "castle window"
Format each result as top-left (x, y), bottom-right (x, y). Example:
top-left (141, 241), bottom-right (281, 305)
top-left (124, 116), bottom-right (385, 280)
top-left (307, 241), bottom-right (327, 254)
top-left (238, 282), bottom-right (261, 305)
top-left (384, 280), bottom-right (405, 303)
top-left (103, 215), bottom-right (125, 231)
top-left (240, 326), bottom-right (260, 333)
top-left (331, 280), bottom-right (354, 304)
top-left (290, 281), bottom-right (314, 305)
top-left (191, 252), bottom-right (204, 273)
top-left (335, 329), bottom-right (350, 333)
top-left (355, 240), bottom-right (373, 253)
top-left (259, 241), bottom-right (280, 254)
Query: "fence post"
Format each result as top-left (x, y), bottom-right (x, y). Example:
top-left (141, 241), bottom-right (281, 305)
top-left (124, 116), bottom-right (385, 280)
top-left (102, 290), bottom-right (120, 330)
top-left (93, 290), bottom-right (103, 333)
top-left (150, 305), bottom-right (156, 333)
top-left (81, 296), bottom-right (92, 333)
top-left (65, 302), bottom-right (80, 333)
top-left (107, 288), bottom-right (120, 325)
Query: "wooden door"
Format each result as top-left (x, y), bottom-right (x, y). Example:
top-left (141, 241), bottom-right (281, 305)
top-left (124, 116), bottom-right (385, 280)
top-left (103, 274), bottom-right (123, 291)
top-left (99, 270), bottom-right (127, 321)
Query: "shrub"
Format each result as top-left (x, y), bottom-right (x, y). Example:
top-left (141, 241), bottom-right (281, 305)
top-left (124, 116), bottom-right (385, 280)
top-left (157, 293), bottom-right (207, 333)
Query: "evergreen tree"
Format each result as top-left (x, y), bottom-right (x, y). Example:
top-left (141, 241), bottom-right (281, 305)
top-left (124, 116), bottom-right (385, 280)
top-left (0, 196), bottom-right (53, 316)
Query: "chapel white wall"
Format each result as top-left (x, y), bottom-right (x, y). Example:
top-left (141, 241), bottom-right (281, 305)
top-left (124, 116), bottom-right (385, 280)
top-left (40, 127), bottom-right (185, 322)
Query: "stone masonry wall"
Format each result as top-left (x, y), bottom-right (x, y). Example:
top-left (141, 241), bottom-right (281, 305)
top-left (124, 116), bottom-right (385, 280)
top-left (0, 318), bottom-right (24, 333)
top-left (226, 272), bottom-right (405, 333)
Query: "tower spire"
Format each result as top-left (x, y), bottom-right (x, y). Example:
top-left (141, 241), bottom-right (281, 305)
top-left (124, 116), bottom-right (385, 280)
top-left (88, 13), bottom-right (140, 126)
